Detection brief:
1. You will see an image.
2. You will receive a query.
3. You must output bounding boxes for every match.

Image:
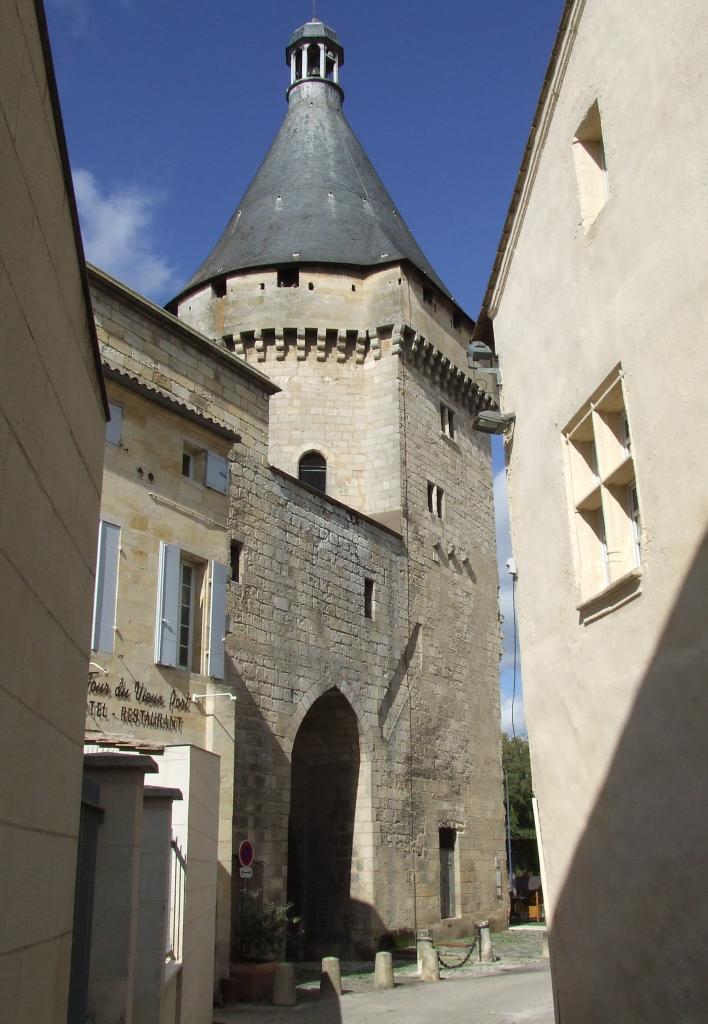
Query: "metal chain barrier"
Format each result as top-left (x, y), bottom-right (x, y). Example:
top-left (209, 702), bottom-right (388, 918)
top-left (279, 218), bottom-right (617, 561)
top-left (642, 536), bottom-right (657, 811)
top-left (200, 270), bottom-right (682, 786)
top-left (436, 923), bottom-right (481, 970)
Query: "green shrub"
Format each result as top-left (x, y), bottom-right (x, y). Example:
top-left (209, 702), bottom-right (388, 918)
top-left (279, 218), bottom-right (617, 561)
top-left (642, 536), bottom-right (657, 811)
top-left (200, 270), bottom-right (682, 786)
top-left (237, 890), bottom-right (297, 962)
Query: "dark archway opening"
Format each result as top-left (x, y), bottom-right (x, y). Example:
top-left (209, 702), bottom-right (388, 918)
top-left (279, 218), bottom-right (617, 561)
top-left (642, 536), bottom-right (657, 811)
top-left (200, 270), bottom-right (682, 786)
top-left (287, 689), bottom-right (360, 960)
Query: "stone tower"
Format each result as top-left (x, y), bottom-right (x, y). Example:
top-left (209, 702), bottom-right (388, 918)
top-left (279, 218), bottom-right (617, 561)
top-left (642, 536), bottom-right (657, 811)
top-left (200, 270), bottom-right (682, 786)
top-left (172, 18), bottom-right (506, 957)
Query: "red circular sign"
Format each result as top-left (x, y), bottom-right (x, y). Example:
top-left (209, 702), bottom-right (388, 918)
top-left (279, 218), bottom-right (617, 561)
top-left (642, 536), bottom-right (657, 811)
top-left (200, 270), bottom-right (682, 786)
top-left (238, 839), bottom-right (255, 868)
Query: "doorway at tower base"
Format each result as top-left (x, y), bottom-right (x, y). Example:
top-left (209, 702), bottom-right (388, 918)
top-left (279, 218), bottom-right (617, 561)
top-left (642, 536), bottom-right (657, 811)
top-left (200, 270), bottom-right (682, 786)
top-left (286, 689), bottom-right (385, 960)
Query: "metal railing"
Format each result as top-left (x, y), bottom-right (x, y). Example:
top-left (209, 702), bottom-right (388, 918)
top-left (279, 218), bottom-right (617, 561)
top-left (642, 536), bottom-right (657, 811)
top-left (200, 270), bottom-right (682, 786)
top-left (166, 837), bottom-right (186, 962)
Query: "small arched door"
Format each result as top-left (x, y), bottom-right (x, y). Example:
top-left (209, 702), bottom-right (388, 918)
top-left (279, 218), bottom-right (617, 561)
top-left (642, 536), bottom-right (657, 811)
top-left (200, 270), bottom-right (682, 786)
top-left (287, 688), bottom-right (360, 958)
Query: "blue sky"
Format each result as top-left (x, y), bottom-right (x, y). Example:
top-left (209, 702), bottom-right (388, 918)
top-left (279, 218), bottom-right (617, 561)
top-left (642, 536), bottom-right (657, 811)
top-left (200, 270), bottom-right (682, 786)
top-left (46, 0), bottom-right (564, 734)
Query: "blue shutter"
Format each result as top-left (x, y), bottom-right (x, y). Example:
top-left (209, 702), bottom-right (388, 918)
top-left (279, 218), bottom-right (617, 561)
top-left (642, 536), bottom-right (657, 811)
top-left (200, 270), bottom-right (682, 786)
top-left (207, 561), bottom-right (229, 679)
top-left (92, 521), bottom-right (121, 653)
top-left (155, 542), bottom-right (180, 667)
top-left (205, 452), bottom-right (228, 493)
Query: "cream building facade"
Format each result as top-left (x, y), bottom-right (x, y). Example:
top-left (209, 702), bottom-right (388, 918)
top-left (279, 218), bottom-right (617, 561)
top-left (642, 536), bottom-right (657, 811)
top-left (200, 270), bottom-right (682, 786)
top-left (0, 2), bottom-right (107, 1021)
top-left (478, 0), bottom-right (708, 1020)
top-left (85, 264), bottom-right (278, 1012)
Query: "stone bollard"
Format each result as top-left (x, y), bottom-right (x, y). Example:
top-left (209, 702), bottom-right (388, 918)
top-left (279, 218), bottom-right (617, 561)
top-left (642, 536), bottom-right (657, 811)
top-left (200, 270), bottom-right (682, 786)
top-left (320, 956), bottom-right (342, 998)
top-left (272, 962), bottom-right (297, 1006)
top-left (420, 943), bottom-right (440, 982)
top-left (374, 951), bottom-right (394, 990)
top-left (478, 921), bottom-right (495, 963)
top-left (416, 930), bottom-right (433, 976)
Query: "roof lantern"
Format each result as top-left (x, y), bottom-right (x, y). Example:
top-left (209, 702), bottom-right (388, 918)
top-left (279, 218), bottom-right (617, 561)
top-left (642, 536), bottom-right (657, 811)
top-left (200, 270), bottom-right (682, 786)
top-left (286, 20), bottom-right (344, 98)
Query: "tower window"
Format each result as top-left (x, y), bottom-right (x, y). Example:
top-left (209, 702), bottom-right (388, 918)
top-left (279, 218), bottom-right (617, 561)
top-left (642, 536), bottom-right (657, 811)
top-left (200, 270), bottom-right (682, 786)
top-left (230, 540), bottom-right (243, 583)
top-left (223, 334), bottom-right (235, 351)
top-left (423, 286), bottom-right (434, 305)
top-left (212, 278), bottom-right (227, 298)
top-left (308, 282), bottom-right (315, 291)
top-left (307, 43), bottom-right (320, 77)
top-left (364, 578), bottom-right (375, 619)
top-left (440, 403), bottom-right (455, 439)
top-left (428, 481), bottom-right (444, 519)
top-left (277, 267), bottom-right (299, 289)
top-left (298, 451), bottom-right (327, 494)
top-left (452, 310), bottom-right (461, 330)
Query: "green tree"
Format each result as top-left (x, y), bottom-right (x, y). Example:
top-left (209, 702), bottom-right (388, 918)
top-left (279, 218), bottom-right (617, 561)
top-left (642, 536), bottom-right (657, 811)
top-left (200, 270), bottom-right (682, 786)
top-left (502, 736), bottom-right (539, 875)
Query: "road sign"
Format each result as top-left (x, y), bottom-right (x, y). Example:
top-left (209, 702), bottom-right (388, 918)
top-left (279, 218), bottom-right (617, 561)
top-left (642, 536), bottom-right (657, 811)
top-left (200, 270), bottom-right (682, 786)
top-left (238, 838), bottom-right (255, 868)
top-left (239, 866), bottom-right (253, 879)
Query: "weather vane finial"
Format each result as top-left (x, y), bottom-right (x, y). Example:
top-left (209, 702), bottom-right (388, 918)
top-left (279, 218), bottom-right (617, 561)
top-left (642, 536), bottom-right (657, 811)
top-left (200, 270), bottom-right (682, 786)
top-left (312, 1), bottom-right (317, 19)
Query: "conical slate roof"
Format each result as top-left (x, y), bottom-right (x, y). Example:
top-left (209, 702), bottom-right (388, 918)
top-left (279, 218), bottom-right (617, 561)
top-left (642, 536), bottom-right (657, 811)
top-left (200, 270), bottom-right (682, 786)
top-left (176, 67), bottom-right (454, 301)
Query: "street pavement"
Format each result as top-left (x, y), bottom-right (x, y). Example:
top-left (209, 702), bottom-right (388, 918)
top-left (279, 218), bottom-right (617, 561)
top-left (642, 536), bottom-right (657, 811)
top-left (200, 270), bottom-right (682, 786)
top-left (213, 963), bottom-right (554, 1024)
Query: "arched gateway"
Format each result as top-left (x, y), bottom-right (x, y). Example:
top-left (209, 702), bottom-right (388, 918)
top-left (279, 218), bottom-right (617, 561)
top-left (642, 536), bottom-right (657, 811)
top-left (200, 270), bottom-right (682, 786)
top-left (287, 689), bottom-right (374, 959)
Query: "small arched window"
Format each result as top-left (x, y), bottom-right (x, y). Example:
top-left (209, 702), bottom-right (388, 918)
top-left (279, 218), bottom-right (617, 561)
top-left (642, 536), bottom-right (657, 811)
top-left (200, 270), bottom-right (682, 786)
top-left (298, 451), bottom-right (327, 494)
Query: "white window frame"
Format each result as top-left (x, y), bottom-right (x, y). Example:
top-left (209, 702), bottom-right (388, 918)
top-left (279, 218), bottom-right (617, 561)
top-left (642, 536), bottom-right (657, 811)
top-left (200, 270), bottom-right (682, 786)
top-left (155, 542), bottom-right (228, 679)
top-left (177, 560), bottom-right (196, 670)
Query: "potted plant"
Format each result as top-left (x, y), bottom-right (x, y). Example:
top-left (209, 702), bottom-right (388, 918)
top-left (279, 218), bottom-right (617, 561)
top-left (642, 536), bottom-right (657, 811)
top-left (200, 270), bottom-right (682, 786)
top-left (224, 892), bottom-right (297, 1003)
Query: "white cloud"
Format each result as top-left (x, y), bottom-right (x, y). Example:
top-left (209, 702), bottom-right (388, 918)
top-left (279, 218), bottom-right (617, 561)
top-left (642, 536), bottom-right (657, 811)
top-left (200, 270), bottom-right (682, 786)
top-left (500, 693), bottom-right (527, 738)
top-left (73, 169), bottom-right (177, 300)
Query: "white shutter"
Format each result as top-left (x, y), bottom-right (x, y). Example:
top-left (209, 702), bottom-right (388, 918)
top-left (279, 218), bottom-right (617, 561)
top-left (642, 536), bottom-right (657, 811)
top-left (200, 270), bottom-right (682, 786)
top-left (155, 542), bottom-right (180, 666)
top-left (205, 451), bottom-right (228, 494)
top-left (207, 561), bottom-right (229, 679)
top-left (106, 403), bottom-right (123, 446)
top-left (91, 521), bottom-right (120, 653)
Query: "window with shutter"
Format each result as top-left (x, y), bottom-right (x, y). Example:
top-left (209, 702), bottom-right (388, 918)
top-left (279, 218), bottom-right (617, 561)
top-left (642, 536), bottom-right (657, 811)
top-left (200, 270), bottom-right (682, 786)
top-left (207, 561), bottom-right (229, 679)
top-left (205, 452), bottom-right (228, 493)
top-left (91, 521), bottom-right (121, 653)
top-left (154, 542), bottom-right (180, 667)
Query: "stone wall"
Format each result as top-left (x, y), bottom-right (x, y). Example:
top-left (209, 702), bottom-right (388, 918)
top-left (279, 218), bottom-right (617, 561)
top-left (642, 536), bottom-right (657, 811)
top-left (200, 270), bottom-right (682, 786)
top-left (0, 3), bottom-right (106, 1020)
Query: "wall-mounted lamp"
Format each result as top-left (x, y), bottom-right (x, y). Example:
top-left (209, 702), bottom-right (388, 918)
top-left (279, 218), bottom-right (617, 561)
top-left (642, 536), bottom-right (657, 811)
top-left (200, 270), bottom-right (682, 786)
top-left (473, 410), bottom-right (516, 436)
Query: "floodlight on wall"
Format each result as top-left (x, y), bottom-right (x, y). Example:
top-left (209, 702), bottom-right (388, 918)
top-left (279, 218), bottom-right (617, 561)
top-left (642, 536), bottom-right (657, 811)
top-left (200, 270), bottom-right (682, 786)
top-left (473, 410), bottom-right (516, 435)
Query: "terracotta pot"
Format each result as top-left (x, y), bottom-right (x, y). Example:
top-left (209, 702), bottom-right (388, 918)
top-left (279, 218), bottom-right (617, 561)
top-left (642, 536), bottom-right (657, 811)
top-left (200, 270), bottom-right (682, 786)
top-left (222, 961), bottom-right (279, 1003)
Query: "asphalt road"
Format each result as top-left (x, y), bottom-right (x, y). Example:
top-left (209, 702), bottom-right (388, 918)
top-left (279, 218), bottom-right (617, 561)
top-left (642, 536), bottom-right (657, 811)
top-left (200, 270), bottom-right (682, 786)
top-left (214, 964), bottom-right (554, 1024)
